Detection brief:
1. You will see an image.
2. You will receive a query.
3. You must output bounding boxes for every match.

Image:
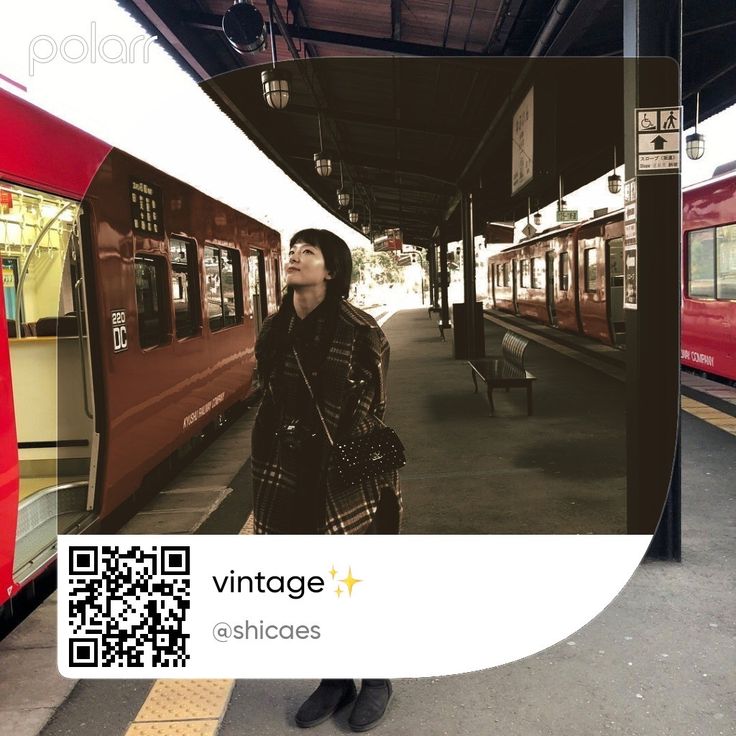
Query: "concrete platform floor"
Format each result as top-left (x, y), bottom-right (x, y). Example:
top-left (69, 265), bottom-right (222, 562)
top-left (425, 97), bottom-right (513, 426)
top-left (384, 309), bottom-right (626, 533)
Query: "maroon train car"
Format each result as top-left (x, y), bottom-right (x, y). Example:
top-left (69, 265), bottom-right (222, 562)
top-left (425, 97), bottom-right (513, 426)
top-left (488, 211), bottom-right (625, 346)
top-left (681, 167), bottom-right (736, 382)
top-left (1, 90), bottom-right (281, 614)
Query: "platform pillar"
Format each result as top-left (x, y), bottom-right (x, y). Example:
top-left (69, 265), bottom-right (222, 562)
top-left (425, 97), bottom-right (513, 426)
top-left (438, 222), bottom-right (451, 329)
top-left (624, 0), bottom-right (681, 558)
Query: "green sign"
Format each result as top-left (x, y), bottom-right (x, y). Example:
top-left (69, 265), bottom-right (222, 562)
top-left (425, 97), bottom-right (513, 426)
top-left (556, 209), bottom-right (578, 223)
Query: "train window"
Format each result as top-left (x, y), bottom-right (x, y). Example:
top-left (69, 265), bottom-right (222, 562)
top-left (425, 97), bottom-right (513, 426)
top-left (221, 246), bottom-right (244, 327)
top-left (502, 262), bottom-right (510, 287)
top-left (584, 248), bottom-right (598, 292)
top-left (531, 257), bottom-right (545, 289)
top-left (559, 252), bottom-right (570, 291)
top-left (204, 243), bottom-right (244, 332)
top-left (688, 229), bottom-right (715, 299)
top-left (520, 259), bottom-right (530, 287)
top-left (716, 224), bottom-right (736, 300)
top-left (170, 236), bottom-right (200, 339)
top-left (134, 253), bottom-right (170, 349)
top-left (494, 264), bottom-right (501, 287)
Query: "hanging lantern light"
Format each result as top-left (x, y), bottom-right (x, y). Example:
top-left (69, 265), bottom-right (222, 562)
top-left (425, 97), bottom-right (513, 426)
top-left (533, 211), bottom-right (542, 227)
top-left (314, 114), bottom-right (332, 176)
top-left (222, 0), bottom-right (266, 53)
top-left (337, 162), bottom-right (350, 207)
top-left (259, 1), bottom-right (289, 109)
top-left (608, 145), bottom-right (622, 193)
top-left (262, 68), bottom-right (290, 110)
top-left (348, 185), bottom-right (359, 223)
top-left (686, 91), bottom-right (705, 160)
top-left (361, 224), bottom-right (371, 236)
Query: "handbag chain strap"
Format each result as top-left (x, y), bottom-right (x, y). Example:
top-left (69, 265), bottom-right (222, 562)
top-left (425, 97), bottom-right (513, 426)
top-left (292, 347), bottom-right (335, 447)
top-left (292, 347), bottom-right (388, 449)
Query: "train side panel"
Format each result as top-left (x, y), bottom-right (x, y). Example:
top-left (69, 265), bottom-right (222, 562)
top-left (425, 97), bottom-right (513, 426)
top-left (515, 243), bottom-right (549, 323)
top-left (682, 172), bottom-right (736, 381)
top-left (84, 149), bottom-right (280, 522)
top-left (552, 232), bottom-right (580, 335)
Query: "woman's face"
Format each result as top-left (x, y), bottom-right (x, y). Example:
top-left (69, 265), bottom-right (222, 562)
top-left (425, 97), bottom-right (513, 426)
top-left (286, 241), bottom-right (333, 289)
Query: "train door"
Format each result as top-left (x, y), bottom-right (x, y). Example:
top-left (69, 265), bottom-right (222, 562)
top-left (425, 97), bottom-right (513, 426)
top-left (248, 248), bottom-right (268, 334)
top-left (1, 182), bottom-right (98, 586)
top-left (545, 250), bottom-right (557, 325)
top-left (606, 237), bottom-right (625, 345)
top-left (512, 259), bottom-right (518, 314)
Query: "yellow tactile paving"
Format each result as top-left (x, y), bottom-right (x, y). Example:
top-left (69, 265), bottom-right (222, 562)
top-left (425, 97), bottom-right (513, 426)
top-left (240, 511), bottom-right (254, 535)
top-left (125, 720), bottom-right (220, 736)
top-left (681, 396), bottom-right (736, 437)
top-left (134, 680), bottom-right (234, 722)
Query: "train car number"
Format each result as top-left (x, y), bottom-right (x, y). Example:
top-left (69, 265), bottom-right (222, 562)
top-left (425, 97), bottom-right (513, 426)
top-left (111, 310), bottom-right (128, 353)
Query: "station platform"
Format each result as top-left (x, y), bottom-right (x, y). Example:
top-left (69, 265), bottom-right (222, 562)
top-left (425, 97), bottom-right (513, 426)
top-left (0, 308), bottom-right (733, 736)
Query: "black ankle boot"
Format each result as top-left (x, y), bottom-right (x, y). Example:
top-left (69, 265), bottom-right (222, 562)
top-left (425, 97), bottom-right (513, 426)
top-left (295, 679), bottom-right (357, 728)
top-left (348, 679), bottom-right (393, 732)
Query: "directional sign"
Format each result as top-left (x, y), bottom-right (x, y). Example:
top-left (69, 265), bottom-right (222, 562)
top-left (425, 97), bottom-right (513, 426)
top-left (636, 107), bottom-right (681, 175)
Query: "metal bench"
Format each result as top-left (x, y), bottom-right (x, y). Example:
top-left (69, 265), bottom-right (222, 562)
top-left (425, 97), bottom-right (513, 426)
top-left (467, 331), bottom-right (536, 416)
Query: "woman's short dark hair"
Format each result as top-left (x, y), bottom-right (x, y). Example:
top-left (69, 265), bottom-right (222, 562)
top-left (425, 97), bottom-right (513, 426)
top-left (289, 229), bottom-right (353, 300)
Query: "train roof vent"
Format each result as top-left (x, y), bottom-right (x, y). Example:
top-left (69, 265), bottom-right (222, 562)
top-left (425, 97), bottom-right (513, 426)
top-left (713, 161), bottom-right (736, 177)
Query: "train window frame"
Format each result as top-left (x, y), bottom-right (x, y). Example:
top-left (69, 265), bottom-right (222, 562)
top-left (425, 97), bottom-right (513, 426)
top-left (584, 248), bottom-right (598, 293)
top-left (559, 252), bottom-right (570, 291)
top-left (687, 227), bottom-right (716, 300)
top-left (520, 259), bottom-right (530, 288)
top-left (716, 223), bottom-right (736, 300)
top-left (134, 252), bottom-right (171, 351)
top-left (502, 262), bottom-right (510, 287)
top-left (169, 235), bottom-right (201, 340)
top-left (204, 242), bottom-right (244, 333)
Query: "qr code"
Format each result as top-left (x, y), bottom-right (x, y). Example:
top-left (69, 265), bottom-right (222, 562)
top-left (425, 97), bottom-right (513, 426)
top-left (67, 545), bottom-right (191, 668)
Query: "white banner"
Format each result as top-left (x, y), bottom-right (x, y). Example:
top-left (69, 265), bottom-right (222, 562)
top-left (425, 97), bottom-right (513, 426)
top-left (58, 534), bottom-right (650, 678)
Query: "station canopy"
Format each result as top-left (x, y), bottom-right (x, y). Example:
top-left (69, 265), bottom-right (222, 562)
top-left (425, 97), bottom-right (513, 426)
top-left (121, 0), bottom-right (736, 244)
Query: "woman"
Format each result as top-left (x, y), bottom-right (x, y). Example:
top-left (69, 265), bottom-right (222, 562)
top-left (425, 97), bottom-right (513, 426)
top-left (251, 228), bottom-right (401, 731)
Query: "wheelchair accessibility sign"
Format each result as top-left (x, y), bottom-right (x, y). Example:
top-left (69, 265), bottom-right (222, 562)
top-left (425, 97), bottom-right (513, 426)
top-left (636, 107), bottom-right (681, 174)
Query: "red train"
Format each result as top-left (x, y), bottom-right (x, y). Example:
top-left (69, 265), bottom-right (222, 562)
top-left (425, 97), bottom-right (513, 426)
top-left (487, 167), bottom-right (736, 384)
top-left (0, 91), bottom-right (282, 616)
top-left (681, 168), bottom-right (736, 381)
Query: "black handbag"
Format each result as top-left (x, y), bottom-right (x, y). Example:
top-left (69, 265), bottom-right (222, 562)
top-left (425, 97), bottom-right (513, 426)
top-left (293, 348), bottom-right (406, 487)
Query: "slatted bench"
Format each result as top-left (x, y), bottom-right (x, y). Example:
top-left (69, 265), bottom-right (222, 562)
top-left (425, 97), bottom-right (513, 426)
top-left (467, 331), bottom-right (536, 416)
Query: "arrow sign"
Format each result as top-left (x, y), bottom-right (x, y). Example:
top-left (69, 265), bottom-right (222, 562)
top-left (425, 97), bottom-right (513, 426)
top-left (651, 135), bottom-right (667, 150)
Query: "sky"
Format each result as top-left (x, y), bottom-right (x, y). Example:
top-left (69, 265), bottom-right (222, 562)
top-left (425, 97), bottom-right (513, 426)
top-left (1, 0), bottom-right (734, 252)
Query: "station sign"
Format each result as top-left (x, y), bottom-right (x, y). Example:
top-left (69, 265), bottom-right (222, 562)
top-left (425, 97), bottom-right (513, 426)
top-left (521, 223), bottom-right (536, 238)
top-left (556, 209), bottom-right (578, 223)
top-left (635, 107), bottom-right (681, 175)
top-left (511, 87), bottom-right (534, 195)
top-left (623, 178), bottom-right (637, 310)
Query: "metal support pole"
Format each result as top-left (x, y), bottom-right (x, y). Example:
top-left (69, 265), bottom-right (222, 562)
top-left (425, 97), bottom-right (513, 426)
top-left (623, 0), bottom-right (681, 557)
top-left (428, 243), bottom-right (439, 309)
top-left (461, 190), bottom-right (481, 358)
top-left (438, 223), bottom-right (450, 328)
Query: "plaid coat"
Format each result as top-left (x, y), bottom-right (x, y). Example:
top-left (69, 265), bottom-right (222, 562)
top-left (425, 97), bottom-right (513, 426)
top-left (251, 298), bottom-right (402, 534)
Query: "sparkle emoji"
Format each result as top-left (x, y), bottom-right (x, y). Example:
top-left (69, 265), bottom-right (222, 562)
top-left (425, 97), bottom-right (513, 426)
top-left (338, 566), bottom-right (363, 597)
top-left (328, 565), bottom-right (338, 580)
top-left (335, 585), bottom-right (344, 598)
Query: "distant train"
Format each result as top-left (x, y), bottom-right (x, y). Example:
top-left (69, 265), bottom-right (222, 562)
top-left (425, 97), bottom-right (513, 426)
top-left (487, 167), bottom-right (736, 384)
top-left (0, 91), bottom-right (282, 616)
